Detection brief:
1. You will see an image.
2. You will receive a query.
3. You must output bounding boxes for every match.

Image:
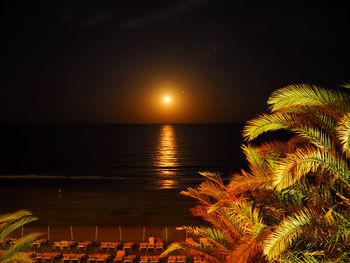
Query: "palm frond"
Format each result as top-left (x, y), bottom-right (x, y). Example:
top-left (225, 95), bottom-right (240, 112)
top-left (229, 239), bottom-right (264, 263)
top-left (267, 84), bottom-right (350, 119)
top-left (160, 242), bottom-right (183, 257)
top-left (273, 148), bottom-right (350, 190)
top-left (289, 124), bottom-right (335, 152)
top-left (198, 171), bottom-right (223, 185)
top-left (198, 180), bottom-right (227, 201)
top-left (244, 111), bottom-right (337, 152)
top-left (243, 113), bottom-right (292, 141)
top-left (263, 209), bottom-right (313, 260)
top-left (337, 112), bottom-right (350, 158)
top-left (279, 251), bottom-right (326, 263)
top-left (242, 145), bottom-right (267, 174)
top-left (180, 187), bottom-right (212, 206)
top-left (228, 171), bottom-right (274, 193)
top-left (189, 205), bottom-right (241, 243)
top-left (2, 233), bottom-right (41, 262)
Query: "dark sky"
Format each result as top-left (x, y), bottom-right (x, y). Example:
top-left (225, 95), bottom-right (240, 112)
top-left (2, 0), bottom-right (350, 124)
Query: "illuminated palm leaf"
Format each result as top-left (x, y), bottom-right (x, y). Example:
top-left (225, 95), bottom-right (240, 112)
top-left (228, 170), bottom-right (274, 193)
top-left (263, 209), bottom-right (313, 260)
top-left (243, 113), bottom-right (295, 141)
top-left (2, 233), bottom-right (41, 263)
top-left (337, 112), bottom-right (350, 157)
top-left (244, 112), bottom-right (337, 152)
top-left (273, 148), bottom-right (350, 190)
top-left (267, 84), bottom-right (350, 119)
top-left (0, 210), bottom-right (40, 263)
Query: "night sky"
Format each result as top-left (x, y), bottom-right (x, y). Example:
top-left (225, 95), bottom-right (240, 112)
top-left (3, 0), bottom-right (350, 124)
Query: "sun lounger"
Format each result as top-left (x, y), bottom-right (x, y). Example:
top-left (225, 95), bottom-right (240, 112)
top-left (140, 256), bottom-right (149, 263)
top-left (101, 241), bottom-right (121, 251)
top-left (54, 241), bottom-right (77, 250)
top-left (147, 243), bottom-right (155, 251)
top-left (31, 238), bottom-right (48, 248)
top-left (114, 250), bottom-right (126, 262)
top-left (39, 252), bottom-right (61, 263)
top-left (123, 255), bottom-right (136, 263)
top-left (167, 256), bottom-right (177, 263)
top-left (62, 254), bottom-right (71, 263)
top-left (87, 254), bottom-right (96, 263)
top-left (139, 242), bottom-right (147, 251)
top-left (109, 242), bottom-right (121, 250)
top-left (53, 241), bottom-right (61, 249)
top-left (177, 255), bottom-right (187, 263)
top-left (61, 241), bottom-right (70, 249)
top-left (62, 253), bottom-right (86, 263)
top-left (155, 242), bottom-right (164, 251)
top-left (88, 254), bottom-right (111, 263)
top-left (97, 254), bottom-right (112, 263)
top-left (150, 255), bottom-right (160, 263)
top-left (77, 241), bottom-right (92, 250)
top-left (100, 242), bottom-right (108, 250)
top-left (123, 242), bottom-right (134, 251)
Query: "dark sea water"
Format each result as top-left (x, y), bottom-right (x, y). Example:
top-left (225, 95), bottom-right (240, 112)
top-left (0, 124), bottom-right (246, 226)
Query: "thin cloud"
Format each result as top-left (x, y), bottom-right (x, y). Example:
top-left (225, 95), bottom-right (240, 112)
top-left (119, 0), bottom-right (213, 29)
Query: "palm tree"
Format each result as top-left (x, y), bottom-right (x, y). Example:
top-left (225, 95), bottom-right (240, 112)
top-left (162, 83), bottom-right (350, 263)
top-left (243, 84), bottom-right (350, 262)
top-left (0, 210), bottom-right (40, 263)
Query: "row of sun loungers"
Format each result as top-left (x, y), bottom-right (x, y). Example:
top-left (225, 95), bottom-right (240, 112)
top-left (139, 255), bottom-right (161, 263)
top-left (138, 242), bottom-right (164, 251)
top-left (1, 238), bottom-right (202, 263)
top-left (62, 253), bottom-right (86, 263)
top-left (88, 253), bottom-right (113, 263)
top-left (100, 242), bottom-right (121, 251)
top-left (36, 252), bottom-right (61, 263)
top-left (1, 249), bottom-right (189, 263)
top-left (167, 255), bottom-right (187, 263)
top-left (50, 241), bottom-right (164, 252)
top-left (2, 238), bottom-right (165, 252)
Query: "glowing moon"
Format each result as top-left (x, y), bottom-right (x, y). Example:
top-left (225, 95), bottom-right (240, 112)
top-left (164, 97), bottom-right (171, 103)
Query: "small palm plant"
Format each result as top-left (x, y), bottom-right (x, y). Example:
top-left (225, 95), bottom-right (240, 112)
top-left (0, 210), bottom-right (40, 263)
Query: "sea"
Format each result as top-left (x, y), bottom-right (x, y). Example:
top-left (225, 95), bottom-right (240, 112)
top-left (0, 124), bottom-right (246, 227)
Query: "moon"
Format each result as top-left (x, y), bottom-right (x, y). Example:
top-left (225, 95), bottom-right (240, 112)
top-left (164, 97), bottom-right (171, 103)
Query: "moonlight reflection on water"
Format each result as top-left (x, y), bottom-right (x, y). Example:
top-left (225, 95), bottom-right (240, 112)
top-left (156, 125), bottom-right (178, 189)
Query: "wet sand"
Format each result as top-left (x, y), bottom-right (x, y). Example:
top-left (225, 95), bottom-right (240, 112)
top-left (0, 179), bottom-right (205, 227)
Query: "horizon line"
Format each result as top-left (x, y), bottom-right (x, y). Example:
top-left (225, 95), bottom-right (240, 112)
top-left (0, 121), bottom-right (245, 125)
